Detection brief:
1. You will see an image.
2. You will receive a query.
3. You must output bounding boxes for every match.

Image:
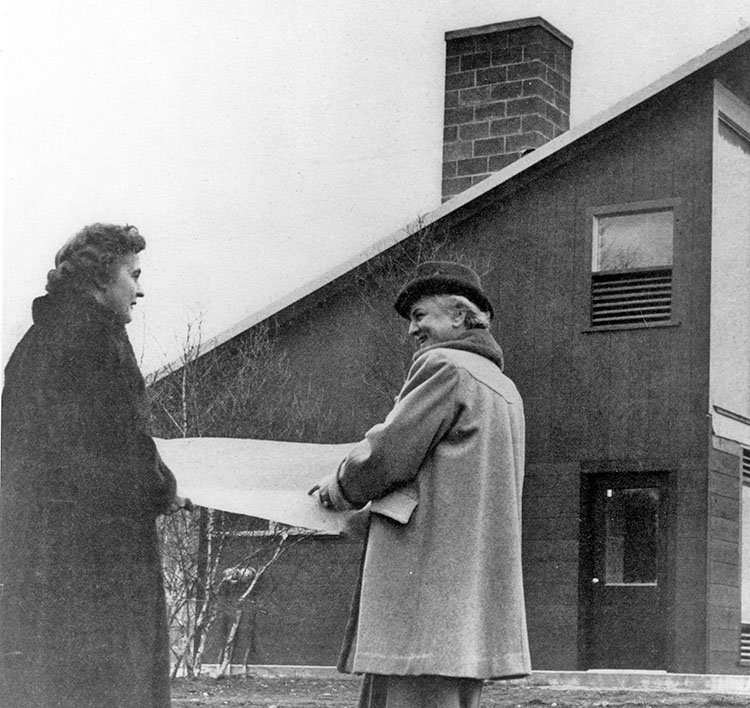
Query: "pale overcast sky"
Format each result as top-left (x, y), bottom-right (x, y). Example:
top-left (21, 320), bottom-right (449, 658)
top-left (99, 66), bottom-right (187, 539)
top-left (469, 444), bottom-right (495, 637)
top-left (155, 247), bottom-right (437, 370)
top-left (3, 0), bottom-right (749, 374)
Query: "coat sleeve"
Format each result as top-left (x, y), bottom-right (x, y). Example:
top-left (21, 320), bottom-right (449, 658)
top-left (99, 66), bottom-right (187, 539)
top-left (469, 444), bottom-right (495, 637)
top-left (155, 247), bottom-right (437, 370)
top-left (337, 351), bottom-right (461, 506)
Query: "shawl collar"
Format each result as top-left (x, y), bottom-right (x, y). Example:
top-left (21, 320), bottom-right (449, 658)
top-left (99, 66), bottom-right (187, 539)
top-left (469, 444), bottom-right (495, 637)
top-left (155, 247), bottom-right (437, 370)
top-left (414, 327), bottom-right (505, 371)
top-left (30, 292), bottom-right (148, 429)
top-left (32, 292), bottom-right (124, 331)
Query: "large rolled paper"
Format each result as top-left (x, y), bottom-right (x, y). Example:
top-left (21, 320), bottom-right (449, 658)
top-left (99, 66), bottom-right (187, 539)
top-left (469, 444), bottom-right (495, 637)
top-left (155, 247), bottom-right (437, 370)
top-left (155, 437), bottom-right (357, 533)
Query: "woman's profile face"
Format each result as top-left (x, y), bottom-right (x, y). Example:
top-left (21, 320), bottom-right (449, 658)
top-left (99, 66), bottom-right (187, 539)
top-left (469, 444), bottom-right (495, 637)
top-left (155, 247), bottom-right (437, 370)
top-left (97, 253), bottom-right (144, 324)
top-left (408, 295), bottom-right (463, 349)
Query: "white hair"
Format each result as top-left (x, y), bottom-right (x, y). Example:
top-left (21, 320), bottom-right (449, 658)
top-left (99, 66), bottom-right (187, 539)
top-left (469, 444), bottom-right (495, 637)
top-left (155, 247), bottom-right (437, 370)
top-left (434, 294), bottom-right (491, 330)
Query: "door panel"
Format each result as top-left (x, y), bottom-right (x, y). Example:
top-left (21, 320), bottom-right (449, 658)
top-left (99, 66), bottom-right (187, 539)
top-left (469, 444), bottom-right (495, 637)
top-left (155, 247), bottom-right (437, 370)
top-left (580, 473), bottom-right (669, 669)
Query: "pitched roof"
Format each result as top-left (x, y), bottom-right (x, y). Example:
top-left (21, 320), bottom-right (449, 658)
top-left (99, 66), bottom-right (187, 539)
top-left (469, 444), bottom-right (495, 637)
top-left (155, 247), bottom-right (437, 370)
top-left (153, 26), bottom-right (750, 380)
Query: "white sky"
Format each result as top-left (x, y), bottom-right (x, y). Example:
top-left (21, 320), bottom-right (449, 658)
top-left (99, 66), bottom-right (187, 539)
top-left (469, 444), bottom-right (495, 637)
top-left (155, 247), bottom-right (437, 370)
top-left (3, 0), bottom-right (749, 374)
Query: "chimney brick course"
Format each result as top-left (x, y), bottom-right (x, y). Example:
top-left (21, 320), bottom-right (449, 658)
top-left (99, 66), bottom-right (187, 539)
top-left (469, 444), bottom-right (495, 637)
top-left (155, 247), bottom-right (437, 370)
top-left (442, 17), bottom-right (573, 201)
top-left (459, 122), bottom-right (491, 141)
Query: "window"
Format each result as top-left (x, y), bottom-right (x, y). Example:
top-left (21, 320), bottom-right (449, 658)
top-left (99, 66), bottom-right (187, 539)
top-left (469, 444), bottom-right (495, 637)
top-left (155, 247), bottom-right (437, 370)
top-left (589, 202), bottom-right (677, 328)
top-left (604, 487), bottom-right (659, 586)
top-left (593, 210), bottom-right (673, 272)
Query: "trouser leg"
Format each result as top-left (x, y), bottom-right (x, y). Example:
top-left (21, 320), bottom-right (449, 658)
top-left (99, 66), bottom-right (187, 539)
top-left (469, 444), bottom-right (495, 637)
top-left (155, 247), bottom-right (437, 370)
top-left (357, 674), bottom-right (483, 708)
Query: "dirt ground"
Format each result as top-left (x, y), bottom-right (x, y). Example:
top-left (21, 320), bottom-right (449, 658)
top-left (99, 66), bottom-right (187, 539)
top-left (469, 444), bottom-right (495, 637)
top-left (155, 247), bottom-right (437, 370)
top-left (171, 676), bottom-right (750, 708)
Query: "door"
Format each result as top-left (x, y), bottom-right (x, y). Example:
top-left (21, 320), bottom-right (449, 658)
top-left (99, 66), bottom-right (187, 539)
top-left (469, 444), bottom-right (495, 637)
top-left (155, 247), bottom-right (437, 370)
top-left (579, 473), bottom-right (670, 669)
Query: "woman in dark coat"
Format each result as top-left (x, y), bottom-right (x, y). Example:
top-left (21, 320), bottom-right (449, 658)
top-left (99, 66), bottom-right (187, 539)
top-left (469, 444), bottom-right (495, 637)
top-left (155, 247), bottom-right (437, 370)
top-left (312, 262), bottom-right (530, 708)
top-left (0, 223), bottom-right (185, 708)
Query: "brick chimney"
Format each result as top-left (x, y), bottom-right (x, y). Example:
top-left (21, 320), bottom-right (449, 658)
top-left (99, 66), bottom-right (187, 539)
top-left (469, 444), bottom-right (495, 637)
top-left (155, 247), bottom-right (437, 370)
top-left (442, 17), bottom-right (573, 202)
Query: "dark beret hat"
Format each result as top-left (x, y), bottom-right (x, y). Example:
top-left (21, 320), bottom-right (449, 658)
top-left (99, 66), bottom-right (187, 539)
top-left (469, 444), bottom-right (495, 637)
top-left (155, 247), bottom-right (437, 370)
top-left (393, 261), bottom-right (494, 319)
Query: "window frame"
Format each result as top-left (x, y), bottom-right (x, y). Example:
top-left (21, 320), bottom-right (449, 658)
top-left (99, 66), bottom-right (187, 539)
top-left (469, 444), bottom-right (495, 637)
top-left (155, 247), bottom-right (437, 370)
top-left (584, 198), bottom-right (682, 332)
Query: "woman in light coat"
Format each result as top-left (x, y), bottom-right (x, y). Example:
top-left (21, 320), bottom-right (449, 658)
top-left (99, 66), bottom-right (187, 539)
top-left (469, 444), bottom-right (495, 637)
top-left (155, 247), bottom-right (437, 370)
top-left (311, 261), bottom-right (530, 708)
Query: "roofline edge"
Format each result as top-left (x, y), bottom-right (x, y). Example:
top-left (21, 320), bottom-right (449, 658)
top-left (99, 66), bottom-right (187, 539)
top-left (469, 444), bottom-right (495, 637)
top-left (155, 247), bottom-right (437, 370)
top-left (149, 26), bottom-right (750, 382)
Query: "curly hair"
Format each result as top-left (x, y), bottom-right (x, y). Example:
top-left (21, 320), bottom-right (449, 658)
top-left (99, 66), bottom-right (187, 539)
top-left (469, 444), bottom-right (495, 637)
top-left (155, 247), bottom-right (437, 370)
top-left (46, 223), bottom-right (146, 296)
top-left (436, 294), bottom-right (492, 330)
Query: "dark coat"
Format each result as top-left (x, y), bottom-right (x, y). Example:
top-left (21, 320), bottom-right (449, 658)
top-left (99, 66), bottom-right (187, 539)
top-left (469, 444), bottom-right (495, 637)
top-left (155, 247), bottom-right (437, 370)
top-left (335, 330), bottom-right (530, 679)
top-left (0, 293), bottom-right (176, 708)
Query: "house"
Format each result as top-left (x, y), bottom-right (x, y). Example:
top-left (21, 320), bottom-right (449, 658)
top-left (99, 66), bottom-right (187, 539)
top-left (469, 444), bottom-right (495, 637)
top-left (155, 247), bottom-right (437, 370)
top-left (152, 17), bottom-right (750, 674)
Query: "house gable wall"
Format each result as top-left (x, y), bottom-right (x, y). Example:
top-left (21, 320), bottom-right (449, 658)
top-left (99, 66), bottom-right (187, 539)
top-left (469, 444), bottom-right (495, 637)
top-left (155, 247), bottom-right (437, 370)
top-left (234, 73), bottom-right (716, 671)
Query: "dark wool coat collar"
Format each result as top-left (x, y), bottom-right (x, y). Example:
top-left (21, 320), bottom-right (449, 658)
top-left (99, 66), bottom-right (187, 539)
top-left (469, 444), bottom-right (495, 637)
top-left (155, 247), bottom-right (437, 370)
top-left (32, 292), bottom-right (124, 331)
top-left (413, 328), bottom-right (505, 371)
top-left (30, 292), bottom-right (149, 431)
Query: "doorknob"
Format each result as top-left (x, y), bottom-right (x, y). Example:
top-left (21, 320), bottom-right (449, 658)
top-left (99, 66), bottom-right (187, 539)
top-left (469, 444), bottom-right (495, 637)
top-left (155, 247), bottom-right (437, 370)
top-left (591, 577), bottom-right (600, 584)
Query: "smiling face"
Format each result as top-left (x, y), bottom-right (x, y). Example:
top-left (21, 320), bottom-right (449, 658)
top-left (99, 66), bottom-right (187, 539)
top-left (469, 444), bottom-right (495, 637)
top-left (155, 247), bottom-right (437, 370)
top-left (95, 252), bottom-right (144, 324)
top-left (408, 295), bottom-right (465, 349)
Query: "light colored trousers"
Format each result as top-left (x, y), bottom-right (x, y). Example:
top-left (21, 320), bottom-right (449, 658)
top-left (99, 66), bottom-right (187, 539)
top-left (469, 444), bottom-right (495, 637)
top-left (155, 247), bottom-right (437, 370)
top-left (358, 674), bottom-right (483, 708)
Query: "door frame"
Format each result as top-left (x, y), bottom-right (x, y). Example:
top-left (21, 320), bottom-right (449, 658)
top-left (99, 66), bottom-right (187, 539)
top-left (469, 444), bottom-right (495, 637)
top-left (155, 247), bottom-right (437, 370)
top-left (577, 469), bottom-right (674, 670)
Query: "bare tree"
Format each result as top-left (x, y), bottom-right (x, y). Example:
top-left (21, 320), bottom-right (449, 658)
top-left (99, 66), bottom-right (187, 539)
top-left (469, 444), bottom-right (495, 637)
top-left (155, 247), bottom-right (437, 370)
top-left (148, 319), bottom-right (327, 678)
top-left (210, 524), bottom-right (310, 678)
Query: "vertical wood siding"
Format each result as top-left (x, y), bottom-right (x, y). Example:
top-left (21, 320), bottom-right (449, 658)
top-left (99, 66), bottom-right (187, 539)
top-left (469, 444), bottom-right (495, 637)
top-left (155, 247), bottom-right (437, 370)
top-left (707, 441), bottom-right (743, 673)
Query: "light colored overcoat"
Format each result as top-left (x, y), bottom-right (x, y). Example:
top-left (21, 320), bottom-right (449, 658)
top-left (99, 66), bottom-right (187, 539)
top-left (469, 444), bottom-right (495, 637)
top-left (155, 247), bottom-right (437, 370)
top-left (335, 331), bottom-right (530, 680)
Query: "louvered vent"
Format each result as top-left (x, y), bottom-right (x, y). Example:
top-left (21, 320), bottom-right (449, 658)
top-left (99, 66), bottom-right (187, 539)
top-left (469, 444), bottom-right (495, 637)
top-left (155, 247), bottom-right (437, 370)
top-left (591, 268), bottom-right (672, 327)
top-left (743, 448), bottom-right (750, 484)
